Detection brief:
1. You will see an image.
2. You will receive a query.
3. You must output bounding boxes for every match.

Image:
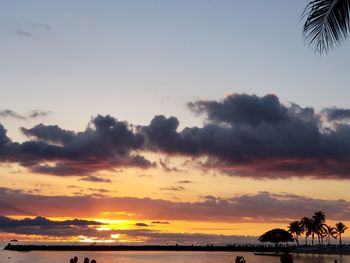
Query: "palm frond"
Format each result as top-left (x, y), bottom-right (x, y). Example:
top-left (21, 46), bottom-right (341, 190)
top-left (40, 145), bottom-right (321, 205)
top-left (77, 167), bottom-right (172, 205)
top-left (302, 0), bottom-right (350, 53)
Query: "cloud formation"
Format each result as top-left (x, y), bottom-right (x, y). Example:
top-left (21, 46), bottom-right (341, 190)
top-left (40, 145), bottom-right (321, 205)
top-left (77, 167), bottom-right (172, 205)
top-left (188, 93), bottom-right (288, 126)
top-left (0, 115), bottom-right (152, 176)
top-left (135, 222), bottom-right (149, 227)
top-left (178, 180), bottom-right (193, 184)
top-left (15, 29), bottom-right (33, 38)
top-left (151, 221), bottom-right (170, 224)
top-left (323, 107), bottom-right (350, 121)
top-left (0, 215), bottom-right (105, 239)
top-left (159, 186), bottom-right (186, 191)
top-left (13, 21), bottom-right (52, 39)
top-left (142, 94), bottom-right (350, 179)
top-left (0, 216), bottom-right (101, 228)
top-left (78, 176), bottom-right (112, 183)
top-left (0, 214), bottom-right (256, 244)
top-left (2, 94), bottom-right (350, 179)
top-left (1, 187), bottom-right (349, 222)
top-left (0, 109), bottom-right (50, 120)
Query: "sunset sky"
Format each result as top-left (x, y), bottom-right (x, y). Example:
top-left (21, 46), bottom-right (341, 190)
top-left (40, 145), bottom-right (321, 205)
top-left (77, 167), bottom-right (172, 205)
top-left (1, 0), bottom-right (350, 244)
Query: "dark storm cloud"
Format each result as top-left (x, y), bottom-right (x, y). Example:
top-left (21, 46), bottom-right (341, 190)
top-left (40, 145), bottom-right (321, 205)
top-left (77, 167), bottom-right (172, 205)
top-left (143, 94), bottom-right (322, 159)
top-left (0, 215), bottom-right (101, 228)
top-left (142, 115), bottom-right (190, 153)
top-left (188, 93), bottom-right (288, 126)
top-left (0, 215), bottom-right (103, 238)
top-left (4, 93), bottom-right (350, 179)
top-left (324, 107), bottom-right (350, 121)
top-left (21, 124), bottom-right (75, 145)
top-left (141, 93), bottom-right (350, 179)
top-left (0, 115), bottom-right (152, 176)
top-left (0, 124), bottom-right (12, 154)
top-left (1, 187), bottom-right (349, 222)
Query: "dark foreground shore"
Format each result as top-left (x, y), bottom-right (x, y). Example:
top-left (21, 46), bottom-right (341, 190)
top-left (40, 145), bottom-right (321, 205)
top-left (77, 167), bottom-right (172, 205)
top-left (4, 243), bottom-right (274, 252)
top-left (4, 243), bottom-right (350, 255)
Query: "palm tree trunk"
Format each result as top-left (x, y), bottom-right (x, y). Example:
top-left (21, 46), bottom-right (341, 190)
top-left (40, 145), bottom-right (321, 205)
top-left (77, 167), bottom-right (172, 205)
top-left (305, 236), bottom-right (308, 246)
top-left (339, 234), bottom-right (342, 246)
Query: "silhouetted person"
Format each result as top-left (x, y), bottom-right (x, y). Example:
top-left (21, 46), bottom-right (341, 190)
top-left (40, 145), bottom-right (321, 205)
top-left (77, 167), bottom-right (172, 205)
top-left (91, 260), bottom-right (97, 263)
top-left (235, 256), bottom-right (246, 263)
top-left (70, 259), bottom-right (74, 263)
top-left (73, 256), bottom-right (78, 263)
top-left (84, 258), bottom-right (89, 263)
top-left (280, 247), bottom-right (293, 263)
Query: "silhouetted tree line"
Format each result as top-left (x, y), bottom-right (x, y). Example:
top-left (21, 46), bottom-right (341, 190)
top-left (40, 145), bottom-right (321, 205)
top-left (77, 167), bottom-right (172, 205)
top-left (288, 211), bottom-right (348, 246)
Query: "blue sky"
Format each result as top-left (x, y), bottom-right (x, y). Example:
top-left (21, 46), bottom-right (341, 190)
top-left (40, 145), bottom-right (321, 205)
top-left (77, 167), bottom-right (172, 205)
top-left (2, 0), bottom-right (350, 138)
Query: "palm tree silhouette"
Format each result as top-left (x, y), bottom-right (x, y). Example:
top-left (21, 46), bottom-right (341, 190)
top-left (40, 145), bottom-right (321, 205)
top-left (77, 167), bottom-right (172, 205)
top-left (335, 222), bottom-right (348, 245)
top-left (300, 217), bottom-right (313, 245)
top-left (288, 220), bottom-right (303, 246)
top-left (287, 212), bottom-right (348, 247)
top-left (312, 211), bottom-right (326, 245)
top-left (303, 0), bottom-right (350, 53)
top-left (324, 225), bottom-right (337, 245)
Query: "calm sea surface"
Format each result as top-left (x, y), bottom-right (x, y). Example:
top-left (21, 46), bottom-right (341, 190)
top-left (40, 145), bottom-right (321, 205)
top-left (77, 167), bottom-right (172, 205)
top-left (0, 250), bottom-right (349, 263)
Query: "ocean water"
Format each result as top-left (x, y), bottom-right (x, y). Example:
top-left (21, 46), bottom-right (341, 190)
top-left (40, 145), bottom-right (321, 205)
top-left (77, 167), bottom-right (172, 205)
top-left (0, 250), bottom-right (348, 263)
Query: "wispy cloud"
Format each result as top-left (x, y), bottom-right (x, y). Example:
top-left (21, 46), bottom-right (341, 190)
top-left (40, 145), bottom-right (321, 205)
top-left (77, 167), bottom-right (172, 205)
top-left (11, 20), bottom-right (52, 39)
top-left (159, 158), bottom-right (179, 172)
top-left (159, 186), bottom-right (185, 191)
top-left (151, 221), bottom-right (170, 224)
top-left (178, 180), bottom-right (193, 184)
top-left (15, 28), bottom-right (33, 38)
top-left (79, 176), bottom-right (112, 183)
top-left (28, 22), bottom-right (51, 31)
top-left (135, 222), bottom-right (149, 227)
top-left (0, 109), bottom-right (50, 120)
